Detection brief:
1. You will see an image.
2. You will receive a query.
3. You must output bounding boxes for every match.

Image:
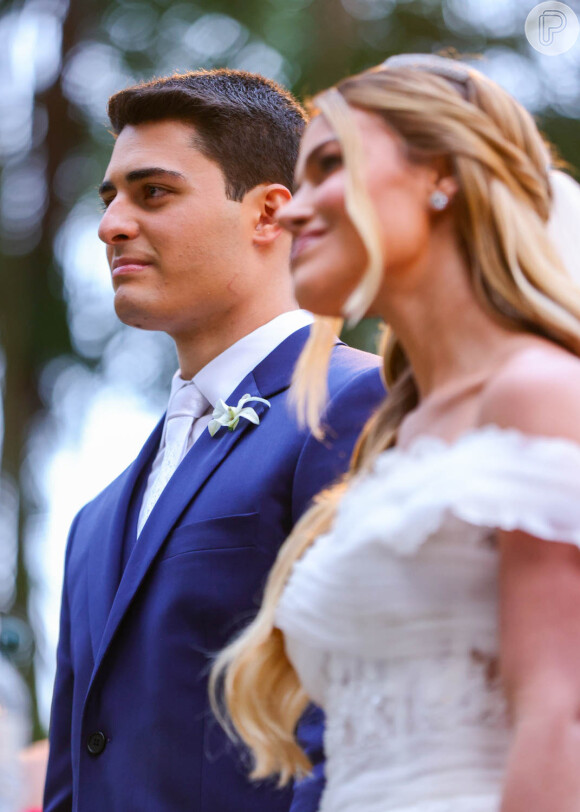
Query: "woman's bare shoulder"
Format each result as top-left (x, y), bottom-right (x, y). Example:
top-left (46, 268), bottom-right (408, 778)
top-left (479, 341), bottom-right (580, 442)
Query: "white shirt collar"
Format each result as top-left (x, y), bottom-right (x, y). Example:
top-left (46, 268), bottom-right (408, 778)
top-left (169, 310), bottom-right (314, 408)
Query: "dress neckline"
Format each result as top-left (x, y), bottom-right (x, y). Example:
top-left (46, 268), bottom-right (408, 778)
top-left (392, 423), bottom-right (580, 460)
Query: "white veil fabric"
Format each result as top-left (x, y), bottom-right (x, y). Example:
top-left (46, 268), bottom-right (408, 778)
top-left (547, 169), bottom-right (580, 284)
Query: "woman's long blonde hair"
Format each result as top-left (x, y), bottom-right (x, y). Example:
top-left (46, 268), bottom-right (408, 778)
top-left (210, 56), bottom-right (580, 784)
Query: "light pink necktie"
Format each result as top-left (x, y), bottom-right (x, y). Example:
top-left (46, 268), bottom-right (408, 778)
top-left (138, 383), bottom-right (208, 535)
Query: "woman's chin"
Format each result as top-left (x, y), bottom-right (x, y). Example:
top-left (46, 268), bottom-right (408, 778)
top-left (295, 293), bottom-right (344, 319)
top-left (293, 279), bottom-right (347, 319)
top-left (292, 256), bottom-right (366, 320)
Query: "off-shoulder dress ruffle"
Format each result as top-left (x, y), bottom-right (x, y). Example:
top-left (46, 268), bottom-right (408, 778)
top-left (275, 427), bottom-right (580, 812)
top-left (277, 426), bottom-right (580, 652)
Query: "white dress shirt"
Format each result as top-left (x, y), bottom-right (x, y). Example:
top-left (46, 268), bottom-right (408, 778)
top-left (137, 310), bottom-right (314, 533)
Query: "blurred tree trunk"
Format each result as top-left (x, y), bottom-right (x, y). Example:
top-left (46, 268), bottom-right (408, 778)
top-left (0, 0), bottom-right (97, 738)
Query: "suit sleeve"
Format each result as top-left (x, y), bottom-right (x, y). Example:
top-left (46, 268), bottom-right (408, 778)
top-left (44, 513), bottom-right (82, 812)
top-left (289, 363), bottom-right (385, 812)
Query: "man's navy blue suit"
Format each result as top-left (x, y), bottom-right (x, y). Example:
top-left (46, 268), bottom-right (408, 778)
top-left (44, 325), bottom-right (384, 812)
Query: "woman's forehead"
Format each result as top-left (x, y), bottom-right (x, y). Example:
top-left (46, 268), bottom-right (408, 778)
top-left (296, 107), bottom-right (400, 178)
top-left (301, 115), bottom-right (335, 151)
top-left (295, 116), bottom-right (337, 180)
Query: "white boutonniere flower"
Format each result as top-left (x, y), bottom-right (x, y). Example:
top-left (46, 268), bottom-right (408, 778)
top-left (208, 394), bottom-right (271, 437)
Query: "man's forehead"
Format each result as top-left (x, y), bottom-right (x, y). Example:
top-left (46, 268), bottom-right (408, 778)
top-left (109, 121), bottom-right (192, 161)
top-left (102, 121), bottom-right (208, 183)
top-left (115, 119), bottom-right (198, 147)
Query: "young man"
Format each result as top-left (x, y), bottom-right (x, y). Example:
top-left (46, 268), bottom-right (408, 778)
top-left (44, 69), bottom-right (384, 812)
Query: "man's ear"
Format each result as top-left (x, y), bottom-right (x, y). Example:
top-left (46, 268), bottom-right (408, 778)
top-left (250, 184), bottom-right (292, 246)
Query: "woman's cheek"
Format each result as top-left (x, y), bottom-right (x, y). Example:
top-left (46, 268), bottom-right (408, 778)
top-left (294, 236), bottom-right (365, 315)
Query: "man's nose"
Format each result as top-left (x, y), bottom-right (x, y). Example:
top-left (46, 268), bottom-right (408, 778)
top-left (98, 197), bottom-right (139, 245)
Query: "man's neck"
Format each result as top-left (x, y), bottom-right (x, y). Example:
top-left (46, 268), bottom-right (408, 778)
top-left (173, 305), bottom-right (299, 380)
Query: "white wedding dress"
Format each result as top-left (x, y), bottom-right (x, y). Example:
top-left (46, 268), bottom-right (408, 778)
top-left (275, 426), bottom-right (580, 812)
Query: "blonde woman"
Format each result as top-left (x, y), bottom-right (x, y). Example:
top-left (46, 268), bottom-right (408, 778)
top-left (211, 54), bottom-right (580, 812)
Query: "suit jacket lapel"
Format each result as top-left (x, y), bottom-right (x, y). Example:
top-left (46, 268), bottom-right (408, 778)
top-left (90, 325), bottom-right (327, 679)
top-left (87, 416), bottom-right (163, 661)
top-left (91, 371), bottom-right (270, 677)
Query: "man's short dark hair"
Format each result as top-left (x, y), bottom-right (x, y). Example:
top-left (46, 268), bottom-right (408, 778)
top-left (107, 69), bottom-right (307, 201)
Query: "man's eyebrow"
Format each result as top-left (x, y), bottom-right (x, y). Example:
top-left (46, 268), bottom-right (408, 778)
top-left (98, 180), bottom-right (115, 198)
top-left (126, 167), bottom-right (186, 183)
top-left (98, 168), bottom-right (186, 197)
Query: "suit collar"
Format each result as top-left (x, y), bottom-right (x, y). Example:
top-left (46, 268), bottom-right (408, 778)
top-left (191, 310), bottom-right (314, 408)
top-left (254, 324), bottom-right (318, 397)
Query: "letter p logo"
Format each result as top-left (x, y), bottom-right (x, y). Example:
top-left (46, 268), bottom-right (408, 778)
top-left (526, 2), bottom-right (579, 54)
top-left (539, 10), bottom-right (567, 45)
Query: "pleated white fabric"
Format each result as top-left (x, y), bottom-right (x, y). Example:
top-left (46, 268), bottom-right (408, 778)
top-left (276, 426), bottom-right (580, 812)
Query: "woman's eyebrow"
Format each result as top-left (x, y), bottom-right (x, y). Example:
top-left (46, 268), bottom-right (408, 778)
top-left (295, 137), bottom-right (339, 185)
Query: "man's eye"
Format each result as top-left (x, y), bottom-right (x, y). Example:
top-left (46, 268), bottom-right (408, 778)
top-left (99, 197), bottom-right (113, 211)
top-left (144, 185), bottom-right (167, 200)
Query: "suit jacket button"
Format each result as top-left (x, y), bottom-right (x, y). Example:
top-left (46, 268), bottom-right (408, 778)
top-left (87, 731), bottom-right (107, 755)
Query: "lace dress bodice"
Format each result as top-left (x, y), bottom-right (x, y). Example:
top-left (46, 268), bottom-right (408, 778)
top-left (275, 427), bottom-right (580, 812)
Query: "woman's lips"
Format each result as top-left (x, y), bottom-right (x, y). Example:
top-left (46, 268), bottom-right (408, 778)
top-left (291, 231), bottom-right (326, 262)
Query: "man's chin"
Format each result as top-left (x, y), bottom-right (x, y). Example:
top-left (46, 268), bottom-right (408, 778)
top-left (113, 293), bottom-right (160, 331)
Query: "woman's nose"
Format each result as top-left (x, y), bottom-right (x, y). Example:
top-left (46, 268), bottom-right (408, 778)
top-left (276, 188), bottom-right (314, 235)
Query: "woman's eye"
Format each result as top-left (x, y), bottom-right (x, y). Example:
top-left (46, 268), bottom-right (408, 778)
top-left (318, 154), bottom-right (342, 174)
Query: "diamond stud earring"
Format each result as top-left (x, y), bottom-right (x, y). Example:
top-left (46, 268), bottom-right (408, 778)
top-left (429, 190), bottom-right (449, 211)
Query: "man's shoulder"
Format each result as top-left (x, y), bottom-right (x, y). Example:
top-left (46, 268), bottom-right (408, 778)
top-left (330, 341), bottom-right (382, 372)
top-left (327, 342), bottom-right (383, 397)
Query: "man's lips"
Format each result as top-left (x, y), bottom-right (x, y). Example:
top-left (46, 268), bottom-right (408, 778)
top-left (111, 257), bottom-right (152, 278)
top-left (291, 230), bottom-right (326, 262)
